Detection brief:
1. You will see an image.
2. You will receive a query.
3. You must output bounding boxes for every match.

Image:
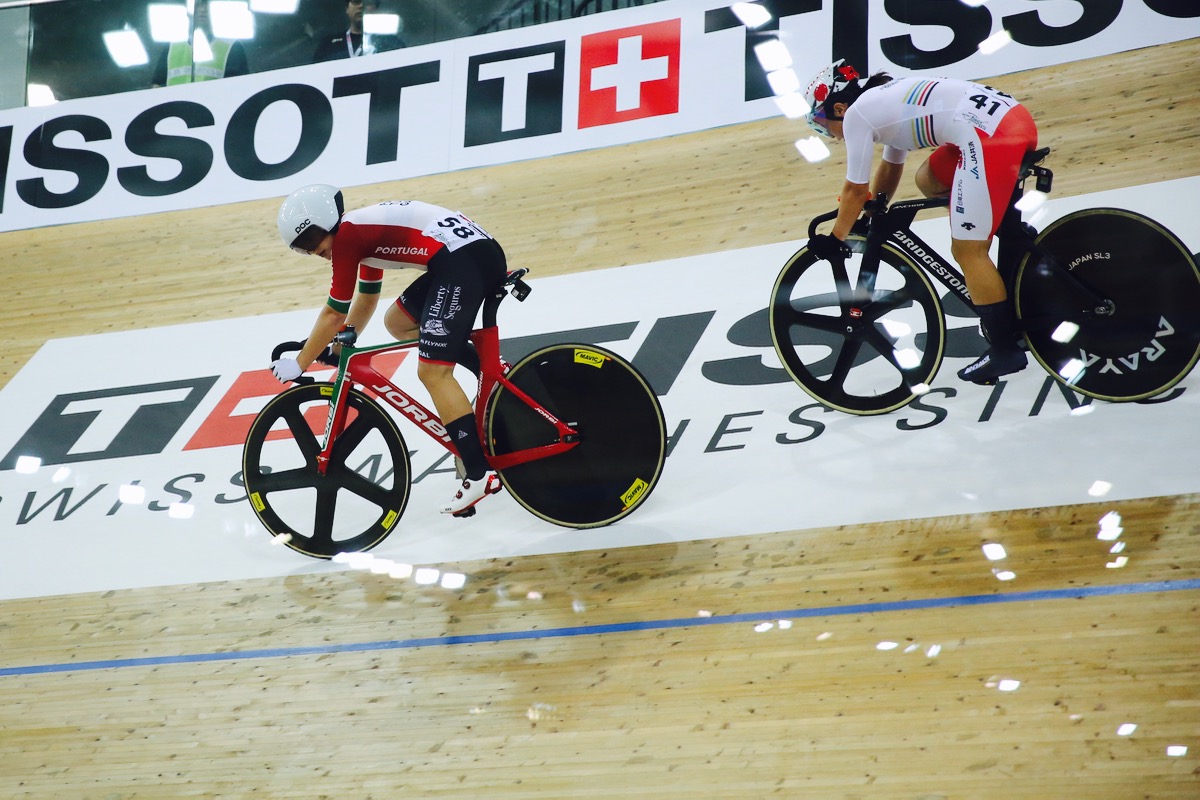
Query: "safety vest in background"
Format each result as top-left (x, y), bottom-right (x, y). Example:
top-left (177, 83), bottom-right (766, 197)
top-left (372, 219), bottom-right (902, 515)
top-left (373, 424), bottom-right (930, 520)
top-left (165, 39), bottom-right (234, 85)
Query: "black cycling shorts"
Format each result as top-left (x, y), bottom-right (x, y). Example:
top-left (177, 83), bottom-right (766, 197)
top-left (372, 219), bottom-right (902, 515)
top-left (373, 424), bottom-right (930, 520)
top-left (397, 238), bottom-right (507, 364)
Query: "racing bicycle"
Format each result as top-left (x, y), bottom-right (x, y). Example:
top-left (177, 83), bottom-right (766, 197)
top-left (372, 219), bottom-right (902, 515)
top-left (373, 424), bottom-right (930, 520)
top-left (769, 147), bottom-right (1200, 415)
top-left (242, 269), bottom-right (667, 558)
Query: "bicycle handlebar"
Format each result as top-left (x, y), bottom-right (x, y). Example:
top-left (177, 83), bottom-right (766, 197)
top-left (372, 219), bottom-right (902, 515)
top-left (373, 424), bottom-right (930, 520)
top-left (272, 340), bottom-right (304, 361)
top-left (268, 268), bottom-right (534, 387)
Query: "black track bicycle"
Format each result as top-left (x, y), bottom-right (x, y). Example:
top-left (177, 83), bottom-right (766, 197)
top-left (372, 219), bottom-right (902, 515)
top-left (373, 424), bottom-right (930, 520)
top-left (242, 270), bottom-right (667, 558)
top-left (770, 147), bottom-right (1200, 415)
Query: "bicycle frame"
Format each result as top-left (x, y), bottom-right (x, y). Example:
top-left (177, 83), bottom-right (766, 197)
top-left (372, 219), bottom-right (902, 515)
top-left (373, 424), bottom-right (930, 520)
top-left (811, 154), bottom-right (1108, 324)
top-left (311, 275), bottom-right (581, 477)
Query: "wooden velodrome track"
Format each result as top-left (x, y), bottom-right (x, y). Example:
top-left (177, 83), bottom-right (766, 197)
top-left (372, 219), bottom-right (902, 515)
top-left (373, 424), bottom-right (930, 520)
top-left (1, 39), bottom-right (1198, 799)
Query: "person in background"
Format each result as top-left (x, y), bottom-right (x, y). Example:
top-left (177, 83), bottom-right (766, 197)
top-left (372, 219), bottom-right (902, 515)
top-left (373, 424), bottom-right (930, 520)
top-left (152, 0), bottom-right (249, 86)
top-left (313, 0), bottom-right (406, 62)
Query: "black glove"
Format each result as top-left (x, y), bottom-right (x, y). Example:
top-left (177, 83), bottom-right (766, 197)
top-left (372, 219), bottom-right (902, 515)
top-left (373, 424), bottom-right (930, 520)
top-left (314, 345), bottom-right (340, 367)
top-left (807, 233), bottom-right (851, 262)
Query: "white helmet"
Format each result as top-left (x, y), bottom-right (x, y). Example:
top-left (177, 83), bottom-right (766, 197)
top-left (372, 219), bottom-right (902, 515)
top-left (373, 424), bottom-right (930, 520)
top-left (278, 184), bottom-right (344, 254)
top-left (803, 59), bottom-right (861, 139)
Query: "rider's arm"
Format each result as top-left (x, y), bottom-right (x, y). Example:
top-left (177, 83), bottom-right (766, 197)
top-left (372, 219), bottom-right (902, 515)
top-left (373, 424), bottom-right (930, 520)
top-left (344, 288), bottom-right (380, 335)
top-left (297, 304), bottom-right (347, 369)
top-left (832, 180), bottom-right (871, 240)
top-left (871, 159), bottom-right (904, 202)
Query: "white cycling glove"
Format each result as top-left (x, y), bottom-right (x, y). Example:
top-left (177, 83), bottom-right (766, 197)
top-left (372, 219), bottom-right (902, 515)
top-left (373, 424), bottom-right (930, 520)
top-left (270, 357), bottom-right (303, 383)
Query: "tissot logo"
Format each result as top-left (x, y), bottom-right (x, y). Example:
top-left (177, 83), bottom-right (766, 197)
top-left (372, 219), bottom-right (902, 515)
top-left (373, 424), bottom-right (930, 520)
top-left (0, 378), bottom-right (218, 470)
top-left (465, 43), bottom-right (566, 146)
top-left (578, 20), bottom-right (681, 129)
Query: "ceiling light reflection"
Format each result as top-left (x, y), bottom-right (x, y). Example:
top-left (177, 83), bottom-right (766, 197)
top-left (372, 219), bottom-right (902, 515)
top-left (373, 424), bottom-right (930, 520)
top-left (754, 39), bottom-right (792, 72)
top-left (210, 0), bottom-right (255, 39)
top-left (997, 679), bottom-right (1021, 691)
top-left (894, 348), bottom-right (920, 369)
top-left (731, 2), bottom-right (772, 27)
top-left (413, 567), bottom-right (440, 585)
top-left (167, 502), bottom-right (194, 519)
top-left (795, 136), bottom-right (831, 163)
top-left (1059, 357), bottom-right (1085, 382)
top-left (440, 572), bottom-right (466, 590)
top-left (978, 29), bottom-right (1012, 55)
top-left (773, 92), bottom-right (809, 119)
top-left (1097, 511), bottom-right (1123, 539)
top-left (28, 83), bottom-right (57, 106)
top-left (876, 641), bottom-right (899, 651)
top-left (1051, 321), bottom-right (1079, 343)
top-left (119, 484), bottom-right (146, 504)
top-left (1166, 745), bottom-right (1188, 757)
top-left (982, 542), bottom-right (1007, 561)
top-left (993, 569), bottom-right (1017, 581)
top-left (192, 28), bottom-right (214, 62)
top-left (1089, 481), bottom-right (1113, 498)
top-left (1117, 723), bottom-right (1137, 736)
top-left (148, 4), bottom-right (190, 42)
top-left (250, 0), bottom-right (298, 12)
top-left (16, 455), bottom-right (42, 474)
top-left (1015, 190), bottom-right (1047, 213)
top-left (364, 13), bottom-right (400, 35)
top-left (767, 67), bottom-right (800, 96)
top-left (103, 29), bottom-right (149, 67)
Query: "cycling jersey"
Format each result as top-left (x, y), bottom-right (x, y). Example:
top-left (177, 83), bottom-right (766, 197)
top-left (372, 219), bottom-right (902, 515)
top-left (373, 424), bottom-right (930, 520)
top-left (843, 77), bottom-right (1037, 239)
top-left (326, 200), bottom-right (503, 365)
top-left (326, 200), bottom-right (493, 312)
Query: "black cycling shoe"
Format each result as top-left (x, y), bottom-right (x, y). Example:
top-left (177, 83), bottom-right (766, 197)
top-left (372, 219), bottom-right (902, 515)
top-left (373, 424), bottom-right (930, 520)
top-left (957, 347), bottom-right (1028, 385)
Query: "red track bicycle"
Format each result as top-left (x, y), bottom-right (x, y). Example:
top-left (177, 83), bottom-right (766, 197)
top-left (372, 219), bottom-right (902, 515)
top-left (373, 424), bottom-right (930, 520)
top-left (242, 270), bottom-right (667, 558)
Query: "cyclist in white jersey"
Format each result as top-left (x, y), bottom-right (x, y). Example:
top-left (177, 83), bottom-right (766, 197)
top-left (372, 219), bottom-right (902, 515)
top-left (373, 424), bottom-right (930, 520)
top-left (273, 184), bottom-right (507, 515)
top-left (802, 61), bottom-right (1039, 383)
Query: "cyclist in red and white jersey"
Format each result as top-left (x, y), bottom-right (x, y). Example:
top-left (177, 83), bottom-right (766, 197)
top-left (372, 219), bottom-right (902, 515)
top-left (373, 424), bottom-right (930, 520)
top-left (802, 61), bottom-right (1039, 383)
top-left (273, 185), bottom-right (506, 515)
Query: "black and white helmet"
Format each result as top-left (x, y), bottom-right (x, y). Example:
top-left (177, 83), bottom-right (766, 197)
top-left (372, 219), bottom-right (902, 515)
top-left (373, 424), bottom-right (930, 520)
top-left (277, 184), bottom-right (344, 254)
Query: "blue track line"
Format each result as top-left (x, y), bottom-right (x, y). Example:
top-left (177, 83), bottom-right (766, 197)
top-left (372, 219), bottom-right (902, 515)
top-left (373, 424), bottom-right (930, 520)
top-left (3, 578), bottom-right (1198, 678)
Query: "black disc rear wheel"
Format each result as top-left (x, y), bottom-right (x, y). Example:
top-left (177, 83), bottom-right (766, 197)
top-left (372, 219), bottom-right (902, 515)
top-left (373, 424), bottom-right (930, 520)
top-left (1016, 208), bottom-right (1200, 401)
top-left (486, 345), bottom-right (666, 528)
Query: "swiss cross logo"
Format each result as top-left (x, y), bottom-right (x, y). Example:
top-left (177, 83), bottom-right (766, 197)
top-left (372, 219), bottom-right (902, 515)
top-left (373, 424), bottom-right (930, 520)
top-left (578, 19), bottom-right (681, 129)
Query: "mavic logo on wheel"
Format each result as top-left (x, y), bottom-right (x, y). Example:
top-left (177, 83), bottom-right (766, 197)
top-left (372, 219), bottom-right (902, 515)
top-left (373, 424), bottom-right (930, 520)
top-left (621, 478), bottom-right (648, 507)
top-left (574, 349), bottom-right (607, 368)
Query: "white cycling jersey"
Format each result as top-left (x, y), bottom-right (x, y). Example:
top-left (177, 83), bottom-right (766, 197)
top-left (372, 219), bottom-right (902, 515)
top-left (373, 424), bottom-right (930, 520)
top-left (842, 77), bottom-right (1018, 185)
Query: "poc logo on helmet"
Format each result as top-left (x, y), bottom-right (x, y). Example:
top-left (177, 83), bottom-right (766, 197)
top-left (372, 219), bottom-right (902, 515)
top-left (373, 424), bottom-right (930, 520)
top-left (295, 218), bottom-right (311, 234)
